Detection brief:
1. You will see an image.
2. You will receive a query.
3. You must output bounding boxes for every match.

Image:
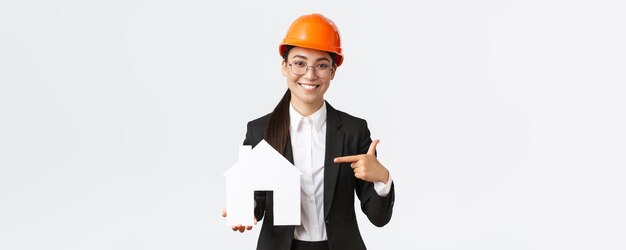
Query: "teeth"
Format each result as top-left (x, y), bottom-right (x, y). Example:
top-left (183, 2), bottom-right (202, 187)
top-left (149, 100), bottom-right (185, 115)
top-left (300, 83), bottom-right (318, 90)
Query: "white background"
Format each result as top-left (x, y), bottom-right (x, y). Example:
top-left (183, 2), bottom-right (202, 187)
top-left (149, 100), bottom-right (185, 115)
top-left (1, 0), bottom-right (625, 249)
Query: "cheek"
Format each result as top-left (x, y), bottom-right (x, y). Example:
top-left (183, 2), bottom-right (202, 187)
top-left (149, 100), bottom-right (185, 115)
top-left (322, 85), bottom-right (330, 93)
top-left (287, 74), bottom-right (301, 84)
top-left (322, 81), bottom-right (331, 90)
top-left (286, 75), bottom-right (300, 89)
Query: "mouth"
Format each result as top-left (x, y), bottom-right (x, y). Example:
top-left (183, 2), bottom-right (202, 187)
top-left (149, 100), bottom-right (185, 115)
top-left (298, 83), bottom-right (320, 90)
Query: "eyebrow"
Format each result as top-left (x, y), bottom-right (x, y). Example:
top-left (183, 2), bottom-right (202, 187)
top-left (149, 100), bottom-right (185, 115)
top-left (291, 55), bottom-right (331, 63)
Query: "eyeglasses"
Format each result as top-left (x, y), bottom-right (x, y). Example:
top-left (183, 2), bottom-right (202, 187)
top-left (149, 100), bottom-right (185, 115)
top-left (288, 60), bottom-right (333, 78)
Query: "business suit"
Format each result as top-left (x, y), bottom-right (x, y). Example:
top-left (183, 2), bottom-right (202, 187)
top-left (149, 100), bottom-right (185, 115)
top-left (243, 101), bottom-right (395, 250)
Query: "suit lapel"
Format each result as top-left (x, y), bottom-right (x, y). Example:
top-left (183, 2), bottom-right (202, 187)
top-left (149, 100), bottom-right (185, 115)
top-left (324, 101), bottom-right (344, 218)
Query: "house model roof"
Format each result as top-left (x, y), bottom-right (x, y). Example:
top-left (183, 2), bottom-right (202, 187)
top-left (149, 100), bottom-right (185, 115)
top-left (223, 139), bottom-right (302, 177)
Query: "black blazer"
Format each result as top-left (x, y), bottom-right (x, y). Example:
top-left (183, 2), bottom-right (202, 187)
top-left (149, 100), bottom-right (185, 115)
top-left (243, 101), bottom-right (395, 250)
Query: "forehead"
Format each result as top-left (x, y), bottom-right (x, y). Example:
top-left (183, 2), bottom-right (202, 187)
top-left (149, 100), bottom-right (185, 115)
top-left (288, 47), bottom-right (332, 60)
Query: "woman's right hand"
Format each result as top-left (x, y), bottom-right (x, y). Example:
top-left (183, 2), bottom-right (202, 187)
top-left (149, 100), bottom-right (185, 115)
top-left (221, 209), bottom-right (257, 233)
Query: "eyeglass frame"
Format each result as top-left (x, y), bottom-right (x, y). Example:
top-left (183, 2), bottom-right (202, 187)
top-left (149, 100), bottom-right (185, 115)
top-left (287, 60), bottom-right (335, 78)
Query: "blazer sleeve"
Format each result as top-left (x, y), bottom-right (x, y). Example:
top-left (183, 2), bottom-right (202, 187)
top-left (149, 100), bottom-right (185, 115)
top-left (354, 120), bottom-right (395, 227)
top-left (243, 121), bottom-right (267, 221)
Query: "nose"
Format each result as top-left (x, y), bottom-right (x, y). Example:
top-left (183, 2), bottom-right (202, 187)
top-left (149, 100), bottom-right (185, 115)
top-left (303, 66), bottom-right (318, 80)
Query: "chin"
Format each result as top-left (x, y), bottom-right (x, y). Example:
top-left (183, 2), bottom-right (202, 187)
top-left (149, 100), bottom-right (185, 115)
top-left (295, 95), bottom-right (321, 104)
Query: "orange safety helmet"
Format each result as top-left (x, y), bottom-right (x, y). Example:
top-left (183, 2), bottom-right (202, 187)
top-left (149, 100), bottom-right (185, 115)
top-left (279, 13), bottom-right (344, 67)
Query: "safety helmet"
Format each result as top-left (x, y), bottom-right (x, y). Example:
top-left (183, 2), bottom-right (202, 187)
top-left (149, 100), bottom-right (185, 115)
top-left (279, 13), bottom-right (344, 67)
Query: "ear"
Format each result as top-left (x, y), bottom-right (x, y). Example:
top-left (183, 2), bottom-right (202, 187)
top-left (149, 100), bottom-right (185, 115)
top-left (281, 60), bottom-right (288, 77)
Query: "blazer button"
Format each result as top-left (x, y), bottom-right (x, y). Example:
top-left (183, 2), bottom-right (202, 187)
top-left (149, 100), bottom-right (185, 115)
top-left (325, 219), bottom-right (329, 224)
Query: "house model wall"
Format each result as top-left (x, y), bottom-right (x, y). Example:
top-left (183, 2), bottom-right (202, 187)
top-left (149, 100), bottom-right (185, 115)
top-left (223, 140), bottom-right (302, 226)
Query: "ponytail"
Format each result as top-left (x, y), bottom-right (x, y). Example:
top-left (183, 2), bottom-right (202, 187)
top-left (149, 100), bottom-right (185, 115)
top-left (264, 89), bottom-right (291, 154)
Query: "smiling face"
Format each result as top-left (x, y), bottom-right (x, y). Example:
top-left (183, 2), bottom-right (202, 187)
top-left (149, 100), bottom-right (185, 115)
top-left (282, 47), bottom-right (336, 114)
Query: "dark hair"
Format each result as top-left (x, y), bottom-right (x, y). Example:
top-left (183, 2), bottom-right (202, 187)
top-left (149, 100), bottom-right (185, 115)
top-left (281, 45), bottom-right (337, 66)
top-left (264, 45), bottom-right (337, 154)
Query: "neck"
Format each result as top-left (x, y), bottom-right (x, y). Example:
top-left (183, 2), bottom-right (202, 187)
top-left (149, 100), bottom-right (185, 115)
top-left (291, 98), bottom-right (324, 117)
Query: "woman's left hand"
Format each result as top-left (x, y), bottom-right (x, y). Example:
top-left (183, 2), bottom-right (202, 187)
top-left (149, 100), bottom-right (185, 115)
top-left (334, 139), bottom-right (390, 183)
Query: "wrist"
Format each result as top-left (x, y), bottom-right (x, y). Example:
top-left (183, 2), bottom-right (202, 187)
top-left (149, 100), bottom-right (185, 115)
top-left (379, 168), bottom-right (389, 183)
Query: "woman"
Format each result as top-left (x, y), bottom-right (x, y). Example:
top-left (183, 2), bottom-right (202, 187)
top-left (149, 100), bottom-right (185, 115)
top-left (223, 13), bottom-right (395, 250)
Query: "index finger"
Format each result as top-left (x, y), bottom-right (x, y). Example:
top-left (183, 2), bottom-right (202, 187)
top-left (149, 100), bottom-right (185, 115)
top-left (334, 155), bottom-right (361, 163)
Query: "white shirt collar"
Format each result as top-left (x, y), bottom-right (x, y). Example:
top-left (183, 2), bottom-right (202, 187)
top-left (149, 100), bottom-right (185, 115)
top-left (289, 101), bottom-right (327, 131)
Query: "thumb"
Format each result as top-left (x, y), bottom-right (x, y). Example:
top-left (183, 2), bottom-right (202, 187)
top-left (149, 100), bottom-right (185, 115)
top-left (367, 139), bottom-right (380, 155)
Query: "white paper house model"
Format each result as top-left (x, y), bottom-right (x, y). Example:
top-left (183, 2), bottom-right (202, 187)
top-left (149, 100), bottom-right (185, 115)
top-left (223, 139), bottom-right (301, 226)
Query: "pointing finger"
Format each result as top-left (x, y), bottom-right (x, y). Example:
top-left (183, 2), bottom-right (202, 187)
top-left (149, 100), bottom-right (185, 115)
top-left (334, 155), bottom-right (361, 163)
top-left (367, 139), bottom-right (380, 155)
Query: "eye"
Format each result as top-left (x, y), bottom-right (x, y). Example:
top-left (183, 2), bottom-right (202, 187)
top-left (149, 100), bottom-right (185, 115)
top-left (292, 61), bottom-right (306, 67)
top-left (317, 63), bottom-right (330, 69)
